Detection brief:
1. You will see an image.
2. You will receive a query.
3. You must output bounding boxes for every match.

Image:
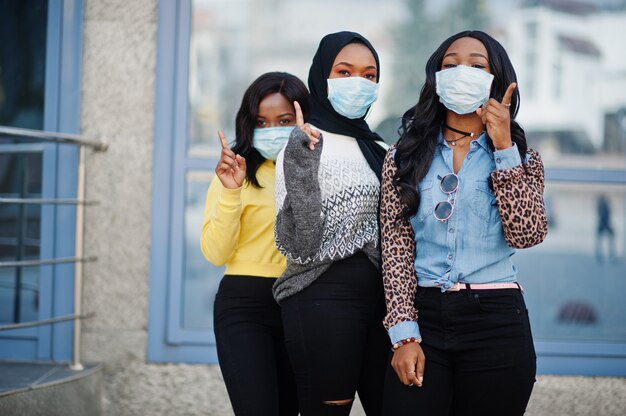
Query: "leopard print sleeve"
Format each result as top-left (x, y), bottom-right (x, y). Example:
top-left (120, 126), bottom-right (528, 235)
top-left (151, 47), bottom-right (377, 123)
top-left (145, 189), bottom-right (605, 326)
top-left (491, 148), bottom-right (548, 249)
top-left (380, 145), bottom-right (419, 331)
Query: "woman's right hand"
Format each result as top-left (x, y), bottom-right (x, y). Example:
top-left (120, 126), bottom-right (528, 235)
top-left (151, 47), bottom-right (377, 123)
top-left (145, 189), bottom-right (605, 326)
top-left (391, 341), bottom-right (425, 387)
top-left (294, 101), bottom-right (321, 150)
top-left (215, 130), bottom-right (246, 189)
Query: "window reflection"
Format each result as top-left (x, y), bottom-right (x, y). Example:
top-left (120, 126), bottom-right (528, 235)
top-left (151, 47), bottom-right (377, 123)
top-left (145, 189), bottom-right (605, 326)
top-left (186, 0), bottom-right (408, 157)
top-left (183, 0), bottom-right (626, 345)
top-left (0, 0), bottom-right (47, 324)
top-left (0, 150), bottom-right (42, 324)
top-left (0, 0), bottom-right (47, 129)
top-left (517, 183), bottom-right (626, 342)
top-left (183, 172), bottom-right (223, 329)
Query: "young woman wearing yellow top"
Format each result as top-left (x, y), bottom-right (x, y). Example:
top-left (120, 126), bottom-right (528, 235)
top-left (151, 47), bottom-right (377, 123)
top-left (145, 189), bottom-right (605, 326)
top-left (200, 72), bottom-right (310, 416)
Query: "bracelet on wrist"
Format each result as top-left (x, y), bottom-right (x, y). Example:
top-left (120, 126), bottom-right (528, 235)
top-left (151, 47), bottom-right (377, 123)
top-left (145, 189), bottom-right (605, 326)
top-left (391, 337), bottom-right (420, 351)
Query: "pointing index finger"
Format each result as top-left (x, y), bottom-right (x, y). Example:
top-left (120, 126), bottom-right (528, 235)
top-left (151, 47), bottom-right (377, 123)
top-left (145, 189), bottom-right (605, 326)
top-left (218, 130), bottom-right (229, 149)
top-left (502, 82), bottom-right (517, 107)
top-left (294, 101), bottom-right (304, 127)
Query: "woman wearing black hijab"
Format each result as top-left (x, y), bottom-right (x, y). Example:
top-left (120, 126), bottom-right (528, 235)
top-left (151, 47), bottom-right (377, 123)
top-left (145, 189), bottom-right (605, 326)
top-left (273, 31), bottom-right (388, 415)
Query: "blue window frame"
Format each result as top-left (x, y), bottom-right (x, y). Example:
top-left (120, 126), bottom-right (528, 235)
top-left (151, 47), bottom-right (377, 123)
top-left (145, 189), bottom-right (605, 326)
top-left (147, 1), bottom-right (626, 376)
top-left (148, 0), bottom-right (222, 363)
top-left (0, 0), bottom-right (84, 362)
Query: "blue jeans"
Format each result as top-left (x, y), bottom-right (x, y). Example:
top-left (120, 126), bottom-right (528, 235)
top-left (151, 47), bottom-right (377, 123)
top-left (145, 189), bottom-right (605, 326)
top-left (383, 286), bottom-right (536, 416)
top-left (214, 275), bottom-right (298, 416)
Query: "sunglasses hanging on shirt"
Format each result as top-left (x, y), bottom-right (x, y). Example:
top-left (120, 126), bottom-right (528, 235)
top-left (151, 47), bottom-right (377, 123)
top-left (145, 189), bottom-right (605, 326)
top-left (433, 173), bottom-right (460, 222)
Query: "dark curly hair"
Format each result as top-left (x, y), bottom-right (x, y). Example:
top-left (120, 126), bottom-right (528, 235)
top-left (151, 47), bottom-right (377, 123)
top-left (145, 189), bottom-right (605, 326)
top-left (394, 30), bottom-right (527, 219)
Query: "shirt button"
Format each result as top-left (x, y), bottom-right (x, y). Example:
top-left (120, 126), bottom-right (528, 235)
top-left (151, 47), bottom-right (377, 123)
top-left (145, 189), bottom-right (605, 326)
top-left (496, 157), bottom-right (502, 163)
top-left (467, 155), bottom-right (472, 160)
top-left (448, 254), bottom-right (453, 260)
top-left (449, 228), bottom-right (455, 233)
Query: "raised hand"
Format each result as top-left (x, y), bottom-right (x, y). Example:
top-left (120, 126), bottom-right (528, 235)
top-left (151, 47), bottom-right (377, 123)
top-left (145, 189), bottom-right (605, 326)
top-left (215, 130), bottom-right (246, 189)
top-left (294, 101), bottom-right (321, 150)
top-left (476, 82), bottom-right (516, 150)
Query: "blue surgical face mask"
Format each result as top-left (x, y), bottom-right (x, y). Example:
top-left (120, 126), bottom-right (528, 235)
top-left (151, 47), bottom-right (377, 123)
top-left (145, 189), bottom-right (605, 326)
top-left (252, 126), bottom-right (294, 160)
top-left (327, 77), bottom-right (379, 119)
top-left (435, 65), bottom-right (494, 115)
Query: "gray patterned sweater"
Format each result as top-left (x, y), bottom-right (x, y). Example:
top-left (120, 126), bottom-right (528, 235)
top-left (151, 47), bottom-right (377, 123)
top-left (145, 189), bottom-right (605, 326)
top-left (272, 127), bottom-right (385, 302)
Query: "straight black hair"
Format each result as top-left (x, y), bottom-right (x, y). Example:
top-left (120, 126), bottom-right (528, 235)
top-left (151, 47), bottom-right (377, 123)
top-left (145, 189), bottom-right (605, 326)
top-left (232, 72), bottom-right (310, 188)
top-left (394, 30), bottom-right (527, 219)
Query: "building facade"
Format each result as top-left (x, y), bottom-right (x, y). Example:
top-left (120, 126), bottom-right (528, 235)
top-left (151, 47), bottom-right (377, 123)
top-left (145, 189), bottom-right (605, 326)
top-left (1, 1), bottom-right (625, 415)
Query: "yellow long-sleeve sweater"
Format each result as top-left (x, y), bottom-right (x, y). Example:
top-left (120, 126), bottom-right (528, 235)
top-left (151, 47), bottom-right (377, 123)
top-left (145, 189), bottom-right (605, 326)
top-left (200, 160), bottom-right (286, 278)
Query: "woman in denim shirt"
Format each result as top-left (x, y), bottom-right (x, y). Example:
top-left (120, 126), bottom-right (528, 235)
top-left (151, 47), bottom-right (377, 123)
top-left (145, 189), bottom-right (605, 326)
top-left (380, 31), bottom-right (548, 415)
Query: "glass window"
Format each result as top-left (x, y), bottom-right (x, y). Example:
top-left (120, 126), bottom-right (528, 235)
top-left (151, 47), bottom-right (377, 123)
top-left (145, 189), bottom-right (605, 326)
top-left (0, 0), bottom-right (83, 362)
top-left (519, 110), bottom-right (626, 344)
top-left (183, 172), bottom-right (223, 330)
top-left (0, 0), bottom-right (48, 325)
top-left (0, 148), bottom-right (42, 324)
top-left (0, 0), bottom-right (48, 130)
top-left (517, 183), bottom-right (626, 343)
top-left (152, 0), bottom-right (626, 372)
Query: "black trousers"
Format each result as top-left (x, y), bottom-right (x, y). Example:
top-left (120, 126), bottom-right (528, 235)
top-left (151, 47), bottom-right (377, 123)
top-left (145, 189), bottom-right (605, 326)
top-left (214, 275), bottom-right (298, 416)
top-left (383, 286), bottom-right (536, 416)
top-left (280, 252), bottom-right (389, 416)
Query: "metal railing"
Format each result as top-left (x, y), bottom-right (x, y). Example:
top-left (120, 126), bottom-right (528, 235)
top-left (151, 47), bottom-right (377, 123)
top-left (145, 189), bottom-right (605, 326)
top-left (0, 125), bottom-right (108, 371)
top-left (0, 126), bottom-right (108, 151)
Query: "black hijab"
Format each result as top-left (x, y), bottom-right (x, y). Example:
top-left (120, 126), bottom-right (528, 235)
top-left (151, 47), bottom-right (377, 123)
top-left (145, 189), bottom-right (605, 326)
top-left (308, 31), bottom-right (387, 180)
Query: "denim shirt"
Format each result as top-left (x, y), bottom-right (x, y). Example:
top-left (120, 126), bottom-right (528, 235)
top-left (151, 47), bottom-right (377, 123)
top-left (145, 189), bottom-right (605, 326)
top-left (389, 131), bottom-right (524, 343)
